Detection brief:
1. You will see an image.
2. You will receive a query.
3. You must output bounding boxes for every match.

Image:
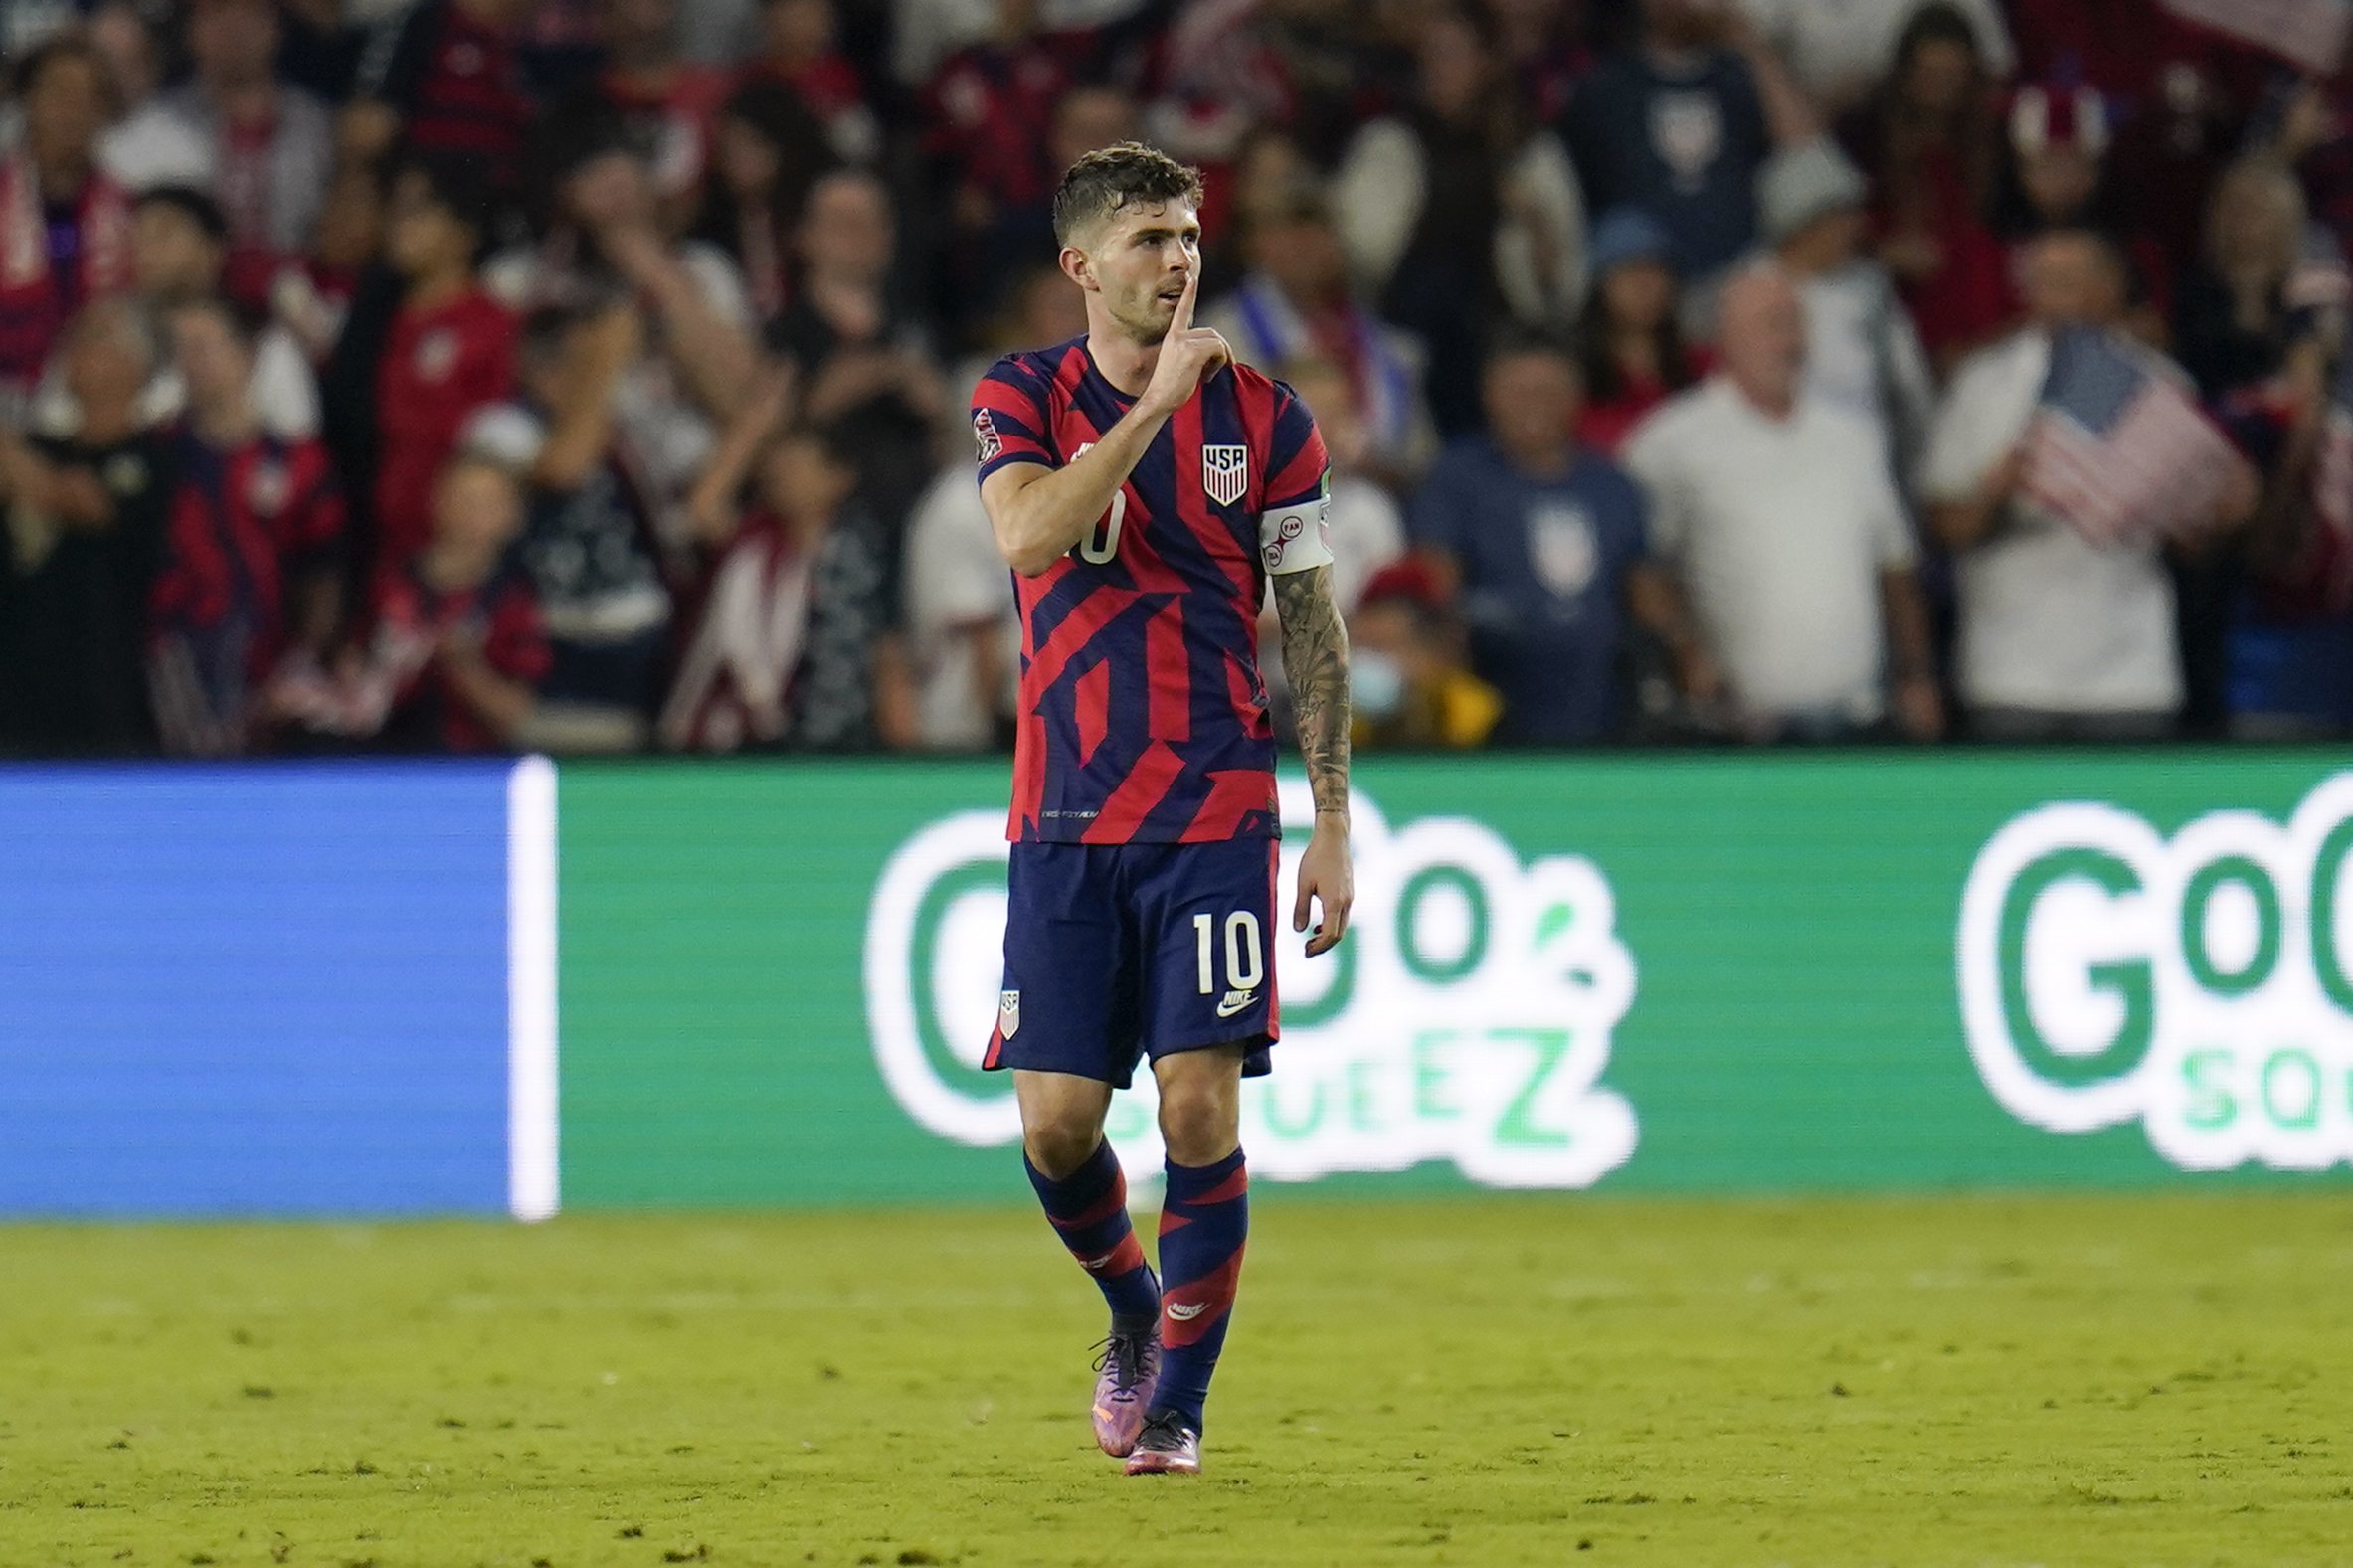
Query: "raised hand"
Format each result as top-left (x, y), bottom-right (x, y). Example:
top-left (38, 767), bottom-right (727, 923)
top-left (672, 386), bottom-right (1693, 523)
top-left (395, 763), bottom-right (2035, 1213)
top-left (1140, 267), bottom-right (1231, 418)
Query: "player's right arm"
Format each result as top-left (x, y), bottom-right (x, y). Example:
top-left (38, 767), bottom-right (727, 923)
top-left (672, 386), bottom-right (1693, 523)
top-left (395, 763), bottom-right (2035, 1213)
top-left (980, 269), bottom-right (1229, 576)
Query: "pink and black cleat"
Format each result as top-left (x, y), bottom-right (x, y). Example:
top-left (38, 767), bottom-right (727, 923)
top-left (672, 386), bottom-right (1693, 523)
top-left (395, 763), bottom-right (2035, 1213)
top-left (1090, 1328), bottom-right (1162, 1457)
top-left (1123, 1412), bottom-right (1200, 1476)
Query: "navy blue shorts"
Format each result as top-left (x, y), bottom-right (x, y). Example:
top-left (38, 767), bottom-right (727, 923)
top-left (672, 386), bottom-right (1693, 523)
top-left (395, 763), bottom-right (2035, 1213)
top-left (985, 838), bottom-right (1279, 1089)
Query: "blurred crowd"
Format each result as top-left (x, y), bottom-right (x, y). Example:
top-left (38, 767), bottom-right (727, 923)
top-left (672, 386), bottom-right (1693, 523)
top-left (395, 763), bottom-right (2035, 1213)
top-left (2, 0), bottom-right (2351, 760)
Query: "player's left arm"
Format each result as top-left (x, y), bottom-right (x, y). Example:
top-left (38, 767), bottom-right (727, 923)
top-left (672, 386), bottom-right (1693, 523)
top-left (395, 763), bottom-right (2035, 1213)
top-left (1272, 564), bottom-right (1353, 958)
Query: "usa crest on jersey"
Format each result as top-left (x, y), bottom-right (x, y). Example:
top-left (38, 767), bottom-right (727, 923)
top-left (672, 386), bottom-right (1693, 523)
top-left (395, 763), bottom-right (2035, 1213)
top-left (1202, 444), bottom-right (1249, 506)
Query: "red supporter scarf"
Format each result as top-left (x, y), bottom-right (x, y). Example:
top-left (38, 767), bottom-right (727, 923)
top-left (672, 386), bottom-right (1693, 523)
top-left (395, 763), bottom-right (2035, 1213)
top-left (0, 151), bottom-right (132, 380)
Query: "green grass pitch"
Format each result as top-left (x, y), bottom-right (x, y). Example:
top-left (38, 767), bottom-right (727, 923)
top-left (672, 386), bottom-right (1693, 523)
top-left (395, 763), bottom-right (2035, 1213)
top-left (6, 1191), bottom-right (2352, 1567)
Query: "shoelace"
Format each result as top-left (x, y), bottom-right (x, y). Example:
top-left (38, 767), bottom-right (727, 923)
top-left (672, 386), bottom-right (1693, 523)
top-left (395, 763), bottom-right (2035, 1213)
top-left (1134, 1410), bottom-right (1190, 1450)
top-left (1089, 1333), bottom-right (1149, 1393)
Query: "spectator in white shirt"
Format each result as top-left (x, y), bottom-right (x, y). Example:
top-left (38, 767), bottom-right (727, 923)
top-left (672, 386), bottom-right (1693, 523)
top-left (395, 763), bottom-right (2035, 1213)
top-left (1919, 229), bottom-right (2238, 740)
top-left (1625, 264), bottom-right (1942, 740)
top-left (1757, 138), bottom-right (1935, 477)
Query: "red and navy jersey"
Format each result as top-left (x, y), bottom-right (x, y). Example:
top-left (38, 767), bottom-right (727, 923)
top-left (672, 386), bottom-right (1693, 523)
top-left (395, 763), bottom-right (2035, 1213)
top-left (356, 0), bottom-right (532, 167)
top-left (974, 336), bottom-right (1333, 845)
top-left (150, 430), bottom-right (344, 678)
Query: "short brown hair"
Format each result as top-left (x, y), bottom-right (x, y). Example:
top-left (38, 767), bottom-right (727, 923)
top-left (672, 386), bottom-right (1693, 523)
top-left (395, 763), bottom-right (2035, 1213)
top-left (1051, 141), bottom-right (1204, 248)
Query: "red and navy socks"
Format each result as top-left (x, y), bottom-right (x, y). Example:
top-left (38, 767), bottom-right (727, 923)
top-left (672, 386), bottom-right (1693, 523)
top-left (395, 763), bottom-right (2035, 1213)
top-left (1024, 1140), bottom-right (1162, 1328)
top-left (1151, 1146), bottom-right (1249, 1432)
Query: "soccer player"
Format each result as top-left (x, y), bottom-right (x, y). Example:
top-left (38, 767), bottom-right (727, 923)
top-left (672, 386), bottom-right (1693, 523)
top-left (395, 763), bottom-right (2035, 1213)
top-left (972, 143), bottom-right (1354, 1477)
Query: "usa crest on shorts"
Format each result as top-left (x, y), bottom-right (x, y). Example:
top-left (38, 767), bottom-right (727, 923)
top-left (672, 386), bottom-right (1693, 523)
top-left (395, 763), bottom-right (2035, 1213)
top-left (1202, 444), bottom-right (1248, 507)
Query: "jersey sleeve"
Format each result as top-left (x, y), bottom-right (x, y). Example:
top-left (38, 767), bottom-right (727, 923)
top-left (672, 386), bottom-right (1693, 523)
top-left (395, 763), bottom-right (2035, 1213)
top-left (971, 356), bottom-right (1056, 484)
top-left (1258, 379), bottom-right (1335, 576)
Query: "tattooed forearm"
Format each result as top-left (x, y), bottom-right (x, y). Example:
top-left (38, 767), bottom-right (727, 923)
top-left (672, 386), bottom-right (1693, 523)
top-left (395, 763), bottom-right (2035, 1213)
top-left (1273, 564), bottom-right (1352, 820)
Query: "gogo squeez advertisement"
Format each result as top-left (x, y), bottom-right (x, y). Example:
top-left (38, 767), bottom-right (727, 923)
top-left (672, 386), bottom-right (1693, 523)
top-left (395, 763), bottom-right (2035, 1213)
top-left (555, 753), bottom-right (2353, 1209)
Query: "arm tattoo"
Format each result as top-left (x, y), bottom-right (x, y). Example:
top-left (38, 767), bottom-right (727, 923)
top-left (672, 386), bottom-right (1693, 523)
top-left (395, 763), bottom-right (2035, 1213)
top-left (1272, 564), bottom-right (1352, 818)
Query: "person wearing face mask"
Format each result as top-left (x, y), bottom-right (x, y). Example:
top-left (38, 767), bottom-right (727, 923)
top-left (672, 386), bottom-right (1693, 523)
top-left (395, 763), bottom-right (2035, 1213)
top-left (1347, 560), bottom-right (1501, 750)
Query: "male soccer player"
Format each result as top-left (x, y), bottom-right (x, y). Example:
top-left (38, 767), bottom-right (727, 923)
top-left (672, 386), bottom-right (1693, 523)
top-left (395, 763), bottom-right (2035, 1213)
top-left (972, 143), bottom-right (1354, 1477)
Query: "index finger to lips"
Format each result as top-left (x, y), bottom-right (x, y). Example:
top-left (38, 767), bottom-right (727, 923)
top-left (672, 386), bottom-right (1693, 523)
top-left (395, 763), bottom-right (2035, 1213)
top-left (1170, 266), bottom-right (1197, 334)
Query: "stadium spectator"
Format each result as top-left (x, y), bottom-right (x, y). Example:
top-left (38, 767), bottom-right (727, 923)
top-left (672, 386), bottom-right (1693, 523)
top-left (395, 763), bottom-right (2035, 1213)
top-left (1203, 187), bottom-right (1434, 483)
top-left (31, 185), bottom-right (319, 442)
top-left (272, 164), bottom-right (384, 367)
top-left (1557, 0), bottom-right (1816, 286)
top-left (344, 0), bottom-right (538, 175)
top-left (1838, 2), bottom-right (2011, 371)
top-left (662, 391), bottom-right (905, 752)
top-left (1487, 0), bottom-right (1593, 126)
top-left (100, 0), bottom-right (334, 313)
top-left (358, 443), bottom-right (551, 752)
top-left (147, 296), bottom-right (345, 756)
top-left (0, 34), bottom-right (132, 416)
top-left (891, 0), bottom-right (1146, 88)
top-left (745, 0), bottom-right (880, 166)
top-left (1413, 336), bottom-right (1709, 745)
top-left (1143, 0), bottom-right (1409, 170)
top-left (500, 305), bottom-right (674, 753)
top-left (923, 0), bottom-right (1079, 243)
top-left (0, 298), bottom-right (170, 755)
top-left (1994, 80), bottom-right (2172, 340)
top-left (1331, 4), bottom-right (1585, 434)
top-left (491, 130), bottom-right (763, 522)
top-left (689, 79), bottom-right (836, 327)
top-left (1348, 558), bottom-right (1503, 750)
top-left (764, 167), bottom-right (945, 535)
top-left (570, 0), bottom-right (737, 226)
top-left (1919, 230), bottom-right (2221, 741)
top-left (369, 154), bottom-right (518, 574)
top-left (1734, 0), bottom-right (2011, 115)
top-left (1757, 139), bottom-right (1934, 473)
top-left (84, 0), bottom-right (163, 135)
top-left (1575, 207), bottom-right (1707, 456)
top-left (2171, 160), bottom-right (2337, 733)
top-left (1625, 265), bottom-right (1940, 741)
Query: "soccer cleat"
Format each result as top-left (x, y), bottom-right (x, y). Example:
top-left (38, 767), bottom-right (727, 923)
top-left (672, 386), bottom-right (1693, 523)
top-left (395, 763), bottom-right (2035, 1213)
top-left (1123, 1411), bottom-right (1200, 1476)
top-left (1090, 1328), bottom-right (1162, 1457)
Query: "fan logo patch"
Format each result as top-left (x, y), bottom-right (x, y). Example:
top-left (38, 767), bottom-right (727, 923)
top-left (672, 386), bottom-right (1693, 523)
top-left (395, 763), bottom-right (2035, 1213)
top-left (1202, 444), bottom-right (1248, 506)
top-left (972, 409), bottom-right (1002, 464)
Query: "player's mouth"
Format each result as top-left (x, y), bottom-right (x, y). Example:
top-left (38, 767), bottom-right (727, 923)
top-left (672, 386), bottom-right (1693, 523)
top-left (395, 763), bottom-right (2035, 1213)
top-left (1157, 281), bottom-right (1187, 304)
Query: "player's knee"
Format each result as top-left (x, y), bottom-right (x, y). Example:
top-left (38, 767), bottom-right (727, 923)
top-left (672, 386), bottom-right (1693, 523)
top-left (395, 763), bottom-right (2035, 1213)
top-left (1022, 1118), bottom-right (1103, 1180)
top-left (1157, 1084), bottom-right (1239, 1167)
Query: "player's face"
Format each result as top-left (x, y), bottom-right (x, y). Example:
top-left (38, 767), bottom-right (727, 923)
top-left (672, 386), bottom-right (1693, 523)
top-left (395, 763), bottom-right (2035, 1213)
top-left (1083, 200), bottom-right (1201, 343)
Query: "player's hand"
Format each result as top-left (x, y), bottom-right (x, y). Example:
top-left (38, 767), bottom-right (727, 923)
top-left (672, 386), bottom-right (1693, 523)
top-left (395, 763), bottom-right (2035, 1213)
top-left (1139, 267), bottom-right (1231, 419)
top-left (1293, 816), bottom-right (1353, 958)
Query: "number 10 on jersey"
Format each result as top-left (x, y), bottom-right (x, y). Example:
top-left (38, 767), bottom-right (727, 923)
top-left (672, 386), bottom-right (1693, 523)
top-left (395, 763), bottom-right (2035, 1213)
top-left (1070, 441), bottom-right (1126, 563)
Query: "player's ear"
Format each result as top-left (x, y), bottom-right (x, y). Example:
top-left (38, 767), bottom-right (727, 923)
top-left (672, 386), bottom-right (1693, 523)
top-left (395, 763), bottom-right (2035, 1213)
top-left (1058, 244), bottom-right (1096, 293)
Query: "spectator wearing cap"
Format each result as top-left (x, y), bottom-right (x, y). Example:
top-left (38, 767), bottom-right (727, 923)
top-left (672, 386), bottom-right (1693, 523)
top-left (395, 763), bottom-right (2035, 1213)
top-left (1204, 188), bottom-right (1436, 485)
top-left (1349, 560), bottom-right (1503, 751)
top-left (1758, 138), bottom-right (1934, 475)
top-left (147, 294), bottom-right (345, 756)
top-left (0, 35), bottom-right (133, 414)
top-left (101, 0), bottom-right (334, 312)
top-left (1414, 335), bottom-right (1712, 745)
top-left (1575, 208), bottom-right (1709, 456)
top-left (368, 155), bottom-right (520, 575)
top-left (1995, 80), bottom-right (2173, 341)
top-left (32, 185), bottom-right (319, 443)
top-left (0, 298), bottom-right (173, 755)
top-left (1919, 230), bottom-right (2237, 740)
top-left (345, 0), bottom-right (538, 175)
top-left (1557, 0), bottom-right (1819, 287)
top-left (1330, 5), bottom-right (1586, 436)
top-left (1625, 265), bottom-right (1941, 742)
top-left (1838, 2), bottom-right (2011, 372)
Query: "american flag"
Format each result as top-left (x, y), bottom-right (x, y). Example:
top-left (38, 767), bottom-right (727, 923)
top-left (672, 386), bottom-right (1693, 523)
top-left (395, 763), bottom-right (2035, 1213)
top-left (2021, 327), bottom-right (2242, 547)
top-left (2160, 0), bottom-right (2352, 75)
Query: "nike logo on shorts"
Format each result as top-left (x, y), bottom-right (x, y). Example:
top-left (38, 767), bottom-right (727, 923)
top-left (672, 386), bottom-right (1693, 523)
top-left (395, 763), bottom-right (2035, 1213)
top-left (1215, 988), bottom-right (1257, 1019)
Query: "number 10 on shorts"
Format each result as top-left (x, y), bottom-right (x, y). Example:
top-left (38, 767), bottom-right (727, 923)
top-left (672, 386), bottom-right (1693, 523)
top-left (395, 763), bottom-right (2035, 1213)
top-left (1193, 911), bottom-right (1264, 995)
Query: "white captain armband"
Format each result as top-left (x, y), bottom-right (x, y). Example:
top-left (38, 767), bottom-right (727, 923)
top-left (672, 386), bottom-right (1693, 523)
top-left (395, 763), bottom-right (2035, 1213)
top-left (1258, 472), bottom-right (1336, 575)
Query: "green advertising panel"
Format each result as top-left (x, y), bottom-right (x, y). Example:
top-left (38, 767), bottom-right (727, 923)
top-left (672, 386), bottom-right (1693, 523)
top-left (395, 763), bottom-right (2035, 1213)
top-left (557, 753), bottom-right (2353, 1207)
